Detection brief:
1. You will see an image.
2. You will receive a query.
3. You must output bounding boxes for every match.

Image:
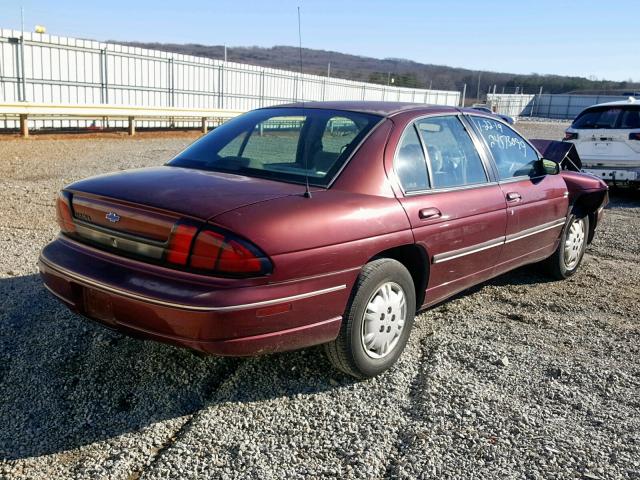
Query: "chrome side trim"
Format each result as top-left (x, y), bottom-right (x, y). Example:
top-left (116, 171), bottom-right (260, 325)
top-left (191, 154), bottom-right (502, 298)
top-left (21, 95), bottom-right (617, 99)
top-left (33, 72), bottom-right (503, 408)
top-left (432, 237), bottom-right (504, 264)
top-left (432, 217), bottom-right (566, 264)
top-left (504, 218), bottom-right (565, 244)
top-left (39, 255), bottom-right (346, 312)
top-left (403, 181), bottom-right (499, 197)
top-left (497, 175), bottom-right (545, 185)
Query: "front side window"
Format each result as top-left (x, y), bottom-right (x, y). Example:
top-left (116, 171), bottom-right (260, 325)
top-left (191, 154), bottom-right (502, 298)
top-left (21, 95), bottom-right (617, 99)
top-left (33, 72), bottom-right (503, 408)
top-left (169, 108), bottom-right (381, 187)
top-left (470, 116), bottom-right (539, 179)
top-left (417, 116), bottom-right (487, 189)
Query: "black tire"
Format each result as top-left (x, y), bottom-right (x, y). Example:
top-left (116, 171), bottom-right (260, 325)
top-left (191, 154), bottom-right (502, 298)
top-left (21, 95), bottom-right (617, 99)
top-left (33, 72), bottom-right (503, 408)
top-left (324, 258), bottom-right (416, 379)
top-left (544, 213), bottom-right (590, 280)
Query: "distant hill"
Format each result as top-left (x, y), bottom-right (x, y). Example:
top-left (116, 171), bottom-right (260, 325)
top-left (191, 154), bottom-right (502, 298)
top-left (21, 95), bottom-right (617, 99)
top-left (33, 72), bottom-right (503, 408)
top-left (118, 41), bottom-right (639, 102)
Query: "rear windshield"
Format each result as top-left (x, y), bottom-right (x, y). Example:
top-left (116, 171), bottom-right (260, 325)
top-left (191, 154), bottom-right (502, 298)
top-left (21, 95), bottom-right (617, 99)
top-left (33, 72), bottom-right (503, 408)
top-left (572, 105), bottom-right (640, 129)
top-left (168, 108), bottom-right (381, 187)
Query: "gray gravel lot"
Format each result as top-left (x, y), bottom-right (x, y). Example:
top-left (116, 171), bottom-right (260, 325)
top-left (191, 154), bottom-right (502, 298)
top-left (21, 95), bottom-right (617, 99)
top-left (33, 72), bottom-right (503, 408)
top-left (0, 122), bottom-right (638, 479)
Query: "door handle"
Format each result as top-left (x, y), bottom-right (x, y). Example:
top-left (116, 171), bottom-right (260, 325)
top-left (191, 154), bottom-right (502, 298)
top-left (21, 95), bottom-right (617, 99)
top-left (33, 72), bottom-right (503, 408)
top-left (506, 192), bottom-right (522, 202)
top-left (419, 207), bottom-right (442, 220)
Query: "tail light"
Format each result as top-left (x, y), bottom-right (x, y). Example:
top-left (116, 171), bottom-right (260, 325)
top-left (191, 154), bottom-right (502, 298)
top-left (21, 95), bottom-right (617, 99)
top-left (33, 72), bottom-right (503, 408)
top-left (56, 191), bottom-right (76, 234)
top-left (167, 221), bottom-right (271, 276)
top-left (564, 131), bottom-right (578, 140)
top-left (629, 132), bottom-right (640, 141)
top-left (56, 200), bottom-right (271, 278)
top-left (166, 221), bottom-right (199, 266)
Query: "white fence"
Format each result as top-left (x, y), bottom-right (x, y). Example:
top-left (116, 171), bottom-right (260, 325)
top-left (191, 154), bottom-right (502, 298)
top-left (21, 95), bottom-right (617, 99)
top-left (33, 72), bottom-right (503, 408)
top-left (487, 93), bottom-right (633, 120)
top-left (0, 29), bottom-right (461, 130)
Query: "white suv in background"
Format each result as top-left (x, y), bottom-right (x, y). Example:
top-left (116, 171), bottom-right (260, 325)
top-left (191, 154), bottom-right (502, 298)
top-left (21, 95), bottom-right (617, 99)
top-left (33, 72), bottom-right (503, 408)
top-left (564, 97), bottom-right (640, 187)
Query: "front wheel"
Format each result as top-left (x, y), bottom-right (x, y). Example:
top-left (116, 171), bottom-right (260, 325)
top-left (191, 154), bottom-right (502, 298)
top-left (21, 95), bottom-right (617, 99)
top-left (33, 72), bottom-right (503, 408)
top-left (544, 213), bottom-right (589, 279)
top-left (324, 258), bottom-right (416, 379)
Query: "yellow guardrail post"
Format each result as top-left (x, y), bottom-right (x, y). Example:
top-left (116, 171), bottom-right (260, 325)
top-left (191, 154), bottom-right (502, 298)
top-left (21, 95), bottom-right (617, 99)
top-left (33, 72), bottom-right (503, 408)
top-left (128, 116), bottom-right (136, 136)
top-left (19, 114), bottom-right (28, 138)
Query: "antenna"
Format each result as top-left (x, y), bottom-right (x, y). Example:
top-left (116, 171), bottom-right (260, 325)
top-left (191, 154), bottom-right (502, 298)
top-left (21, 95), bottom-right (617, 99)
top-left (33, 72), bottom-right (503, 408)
top-left (297, 6), bottom-right (312, 199)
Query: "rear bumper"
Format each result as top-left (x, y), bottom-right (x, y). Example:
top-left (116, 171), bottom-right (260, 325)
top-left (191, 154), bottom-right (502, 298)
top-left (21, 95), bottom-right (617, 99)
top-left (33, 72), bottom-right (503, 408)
top-left (39, 236), bottom-right (353, 356)
top-left (582, 166), bottom-right (640, 184)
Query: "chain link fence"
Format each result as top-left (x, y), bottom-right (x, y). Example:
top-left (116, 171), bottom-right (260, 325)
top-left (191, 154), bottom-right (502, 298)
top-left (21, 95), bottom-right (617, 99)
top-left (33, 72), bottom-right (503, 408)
top-left (487, 93), bottom-right (633, 121)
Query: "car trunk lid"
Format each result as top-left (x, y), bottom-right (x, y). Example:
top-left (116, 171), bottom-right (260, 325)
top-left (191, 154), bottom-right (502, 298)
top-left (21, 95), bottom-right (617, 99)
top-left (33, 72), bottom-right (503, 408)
top-left (68, 165), bottom-right (306, 221)
top-left (65, 165), bottom-right (308, 254)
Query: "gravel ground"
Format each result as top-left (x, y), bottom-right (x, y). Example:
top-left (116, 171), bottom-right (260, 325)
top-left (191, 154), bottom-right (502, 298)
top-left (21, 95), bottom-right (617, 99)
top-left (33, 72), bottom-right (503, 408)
top-left (0, 123), bottom-right (638, 480)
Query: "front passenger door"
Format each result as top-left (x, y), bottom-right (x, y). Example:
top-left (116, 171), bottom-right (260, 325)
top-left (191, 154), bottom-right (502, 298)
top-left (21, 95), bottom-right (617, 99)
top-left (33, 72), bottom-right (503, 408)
top-left (468, 115), bottom-right (568, 271)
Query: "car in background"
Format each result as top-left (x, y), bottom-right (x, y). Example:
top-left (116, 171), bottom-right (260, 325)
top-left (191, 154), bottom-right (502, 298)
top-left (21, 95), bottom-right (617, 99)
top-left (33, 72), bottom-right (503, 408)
top-left (564, 97), bottom-right (640, 187)
top-left (39, 102), bottom-right (608, 379)
top-left (471, 104), bottom-right (516, 124)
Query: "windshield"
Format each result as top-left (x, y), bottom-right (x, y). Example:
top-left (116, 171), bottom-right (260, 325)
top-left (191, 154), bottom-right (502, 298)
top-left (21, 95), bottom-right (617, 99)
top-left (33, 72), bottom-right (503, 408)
top-left (168, 108), bottom-right (382, 187)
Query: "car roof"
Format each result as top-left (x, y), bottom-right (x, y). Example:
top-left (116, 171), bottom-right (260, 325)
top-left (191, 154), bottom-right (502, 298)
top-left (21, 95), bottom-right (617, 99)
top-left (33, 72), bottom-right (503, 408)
top-left (267, 101), bottom-right (461, 117)
top-left (584, 96), bottom-right (639, 109)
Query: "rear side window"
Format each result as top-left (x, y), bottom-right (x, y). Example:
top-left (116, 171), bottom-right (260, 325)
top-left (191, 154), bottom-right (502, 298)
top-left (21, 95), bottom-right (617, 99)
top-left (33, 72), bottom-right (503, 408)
top-left (470, 116), bottom-right (539, 180)
top-left (571, 106), bottom-right (636, 129)
top-left (619, 108), bottom-right (640, 129)
top-left (417, 116), bottom-right (487, 189)
top-left (395, 126), bottom-right (429, 192)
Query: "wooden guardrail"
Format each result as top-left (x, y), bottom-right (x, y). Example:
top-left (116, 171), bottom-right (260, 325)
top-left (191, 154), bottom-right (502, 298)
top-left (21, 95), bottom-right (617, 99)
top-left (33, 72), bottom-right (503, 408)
top-left (0, 102), bottom-right (245, 137)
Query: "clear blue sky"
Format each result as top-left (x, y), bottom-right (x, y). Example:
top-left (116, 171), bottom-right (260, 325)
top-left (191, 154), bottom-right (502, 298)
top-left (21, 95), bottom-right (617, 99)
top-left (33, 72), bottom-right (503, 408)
top-left (1, 0), bottom-right (637, 81)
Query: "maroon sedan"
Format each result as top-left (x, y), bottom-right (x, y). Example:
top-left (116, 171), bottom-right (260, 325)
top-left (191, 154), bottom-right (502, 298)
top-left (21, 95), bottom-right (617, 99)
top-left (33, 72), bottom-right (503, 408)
top-left (40, 102), bottom-right (608, 378)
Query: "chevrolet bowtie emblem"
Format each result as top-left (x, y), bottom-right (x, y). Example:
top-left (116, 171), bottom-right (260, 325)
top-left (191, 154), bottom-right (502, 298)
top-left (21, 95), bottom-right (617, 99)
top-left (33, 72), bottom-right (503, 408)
top-left (105, 212), bottom-right (121, 223)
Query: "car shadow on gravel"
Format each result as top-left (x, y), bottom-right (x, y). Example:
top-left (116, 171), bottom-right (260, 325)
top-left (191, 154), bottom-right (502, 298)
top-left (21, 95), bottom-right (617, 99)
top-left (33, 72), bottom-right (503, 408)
top-left (0, 253), bottom-right (609, 462)
top-left (0, 274), bottom-right (340, 461)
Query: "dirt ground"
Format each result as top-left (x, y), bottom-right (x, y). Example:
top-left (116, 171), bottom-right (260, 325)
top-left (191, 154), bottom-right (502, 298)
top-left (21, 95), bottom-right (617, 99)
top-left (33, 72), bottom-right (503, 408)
top-left (0, 121), bottom-right (638, 479)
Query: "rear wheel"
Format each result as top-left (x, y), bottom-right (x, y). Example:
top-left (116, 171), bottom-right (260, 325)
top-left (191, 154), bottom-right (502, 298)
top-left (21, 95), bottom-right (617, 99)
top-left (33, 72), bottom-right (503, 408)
top-left (544, 213), bottom-right (589, 279)
top-left (324, 258), bottom-right (416, 379)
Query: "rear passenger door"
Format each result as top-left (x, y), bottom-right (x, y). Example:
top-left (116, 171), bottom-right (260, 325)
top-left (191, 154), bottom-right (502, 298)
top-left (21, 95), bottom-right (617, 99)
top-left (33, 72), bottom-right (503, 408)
top-left (467, 115), bottom-right (568, 269)
top-left (393, 114), bottom-right (507, 307)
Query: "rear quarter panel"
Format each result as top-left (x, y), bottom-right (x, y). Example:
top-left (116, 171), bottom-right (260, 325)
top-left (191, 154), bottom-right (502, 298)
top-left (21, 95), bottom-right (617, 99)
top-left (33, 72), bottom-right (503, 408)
top-left (212, 190), bottom-right (413, 283)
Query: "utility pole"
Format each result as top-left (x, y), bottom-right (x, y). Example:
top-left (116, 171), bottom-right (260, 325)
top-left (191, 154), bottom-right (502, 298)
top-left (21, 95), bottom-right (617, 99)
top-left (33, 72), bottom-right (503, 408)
top-left (327, 62), bottom-right (331, 79)
top-left (224, 45), bottom-right (227, 62)
top-left (476, 71), bottom-right (482, 102)
top-left (19, 6), bottom-right (26, 102)
top-left (461, 84), bottom-right (467, 107)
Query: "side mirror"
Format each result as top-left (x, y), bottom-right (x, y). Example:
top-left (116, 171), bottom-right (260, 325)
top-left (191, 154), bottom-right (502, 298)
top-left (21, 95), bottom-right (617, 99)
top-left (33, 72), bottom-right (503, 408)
top-left (539, 158), bottom-right (560, 175)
